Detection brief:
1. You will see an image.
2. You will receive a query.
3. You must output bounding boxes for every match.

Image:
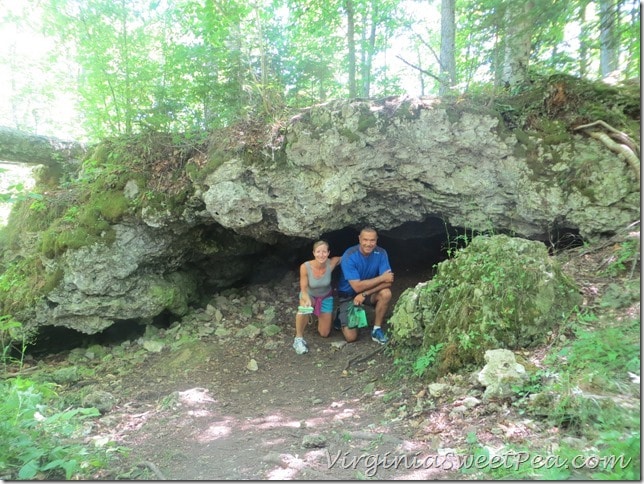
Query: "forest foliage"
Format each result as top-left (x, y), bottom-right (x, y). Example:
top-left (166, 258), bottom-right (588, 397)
top-left (0, 0), bottom-right (640, 142)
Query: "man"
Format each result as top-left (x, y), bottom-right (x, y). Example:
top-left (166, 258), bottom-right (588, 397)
top-left (336, 226), bottom-right (394, 344)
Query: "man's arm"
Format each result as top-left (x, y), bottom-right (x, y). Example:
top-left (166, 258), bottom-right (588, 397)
top-left (347, 270), bottom-right (394, 294)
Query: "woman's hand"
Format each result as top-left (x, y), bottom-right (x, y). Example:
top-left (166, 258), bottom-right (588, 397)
top-left (300, 295), bottom-right (312, 308)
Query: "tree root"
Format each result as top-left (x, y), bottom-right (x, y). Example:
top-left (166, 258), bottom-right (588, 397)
top-left (136, 461), bottom-right (167, 480)
top-left (343, 346), bottom-right (385, 371)
top-left (574, 220), bottom-right (640, 258)
top-left (573, 120), bottom-right (640, 181)
top-left (2, 365), bottom-right (39, 378)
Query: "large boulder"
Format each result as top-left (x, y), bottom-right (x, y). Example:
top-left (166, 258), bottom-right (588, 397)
top-left (389, 235), bottom-right (582, 375)
top-left (202, 95), bottom-right (639, 241)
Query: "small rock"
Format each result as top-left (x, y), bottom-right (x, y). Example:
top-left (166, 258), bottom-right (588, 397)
top-left (302, 434), bottom-right (327, 448)
top-left (143, 340), bottom-right (165, 353)
top-left (123, 179), bottom-right (139, 199)
top-left (462, 396), bottom-right (481, 409)
top-left (247, 358), bottom-right (259, 371)
top-left (236, 324), bottom-right (262, 339)
top-left (428, 383), bottom-right (448, 398)
top-left (82, 390), bottom-right (116, 414)
top-left (363, 382), bottom-right (376, 395)
top-left (262, 453), bottom-right (287, 467)
top-left (263, 340), bottom-right (281, 350)
top-left (262, 324), bottom-right (281, 337)
top-left (478, 349), bottom-right (528, 400)
top-left (449, 405), bottom-right (467, 418)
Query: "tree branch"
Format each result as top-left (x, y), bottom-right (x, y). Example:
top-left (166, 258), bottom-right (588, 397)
top-left (396, 55), bottom-right (446, 85)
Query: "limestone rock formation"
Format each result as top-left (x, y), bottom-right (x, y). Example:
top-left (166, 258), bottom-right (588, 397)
top-left (202, 97), bottom-right (638, 240)
top-left (478, 349), bottom-right (530, 401)
top-left (1, 82), bottom-right (639, 337)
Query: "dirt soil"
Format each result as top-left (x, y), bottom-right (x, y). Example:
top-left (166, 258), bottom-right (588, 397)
top-left (95, 270), bottom-right (459, 480)
top-left (22, 237), bottom-right (640, 481)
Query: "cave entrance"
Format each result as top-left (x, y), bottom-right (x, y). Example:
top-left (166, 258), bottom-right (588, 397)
top-left (307, 217), bottom-right (452, 303)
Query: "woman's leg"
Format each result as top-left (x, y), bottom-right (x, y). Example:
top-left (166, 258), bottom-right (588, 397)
top-left (295, 313), bottom-right (308, 338)
top-left (317, 312), bottom-right (332, 337)
top-left (316, 296), bottom-right (334, 337)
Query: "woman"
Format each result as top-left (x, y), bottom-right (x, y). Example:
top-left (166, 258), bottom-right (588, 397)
top-left (293, 240), bottom-right (341, 355)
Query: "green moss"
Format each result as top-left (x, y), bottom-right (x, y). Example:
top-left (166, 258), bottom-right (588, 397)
top-left (445, 106), bottom-right (462, 124)
top-left (42, 268), bottom-right (64, 293)
top-left (41, 226), bottom-right (94, 258)
top-left (357, 110), bottom-right (377, 132)
top-left (32, 164), bottom-right (64, 188)
top-left (390, 235), bottom-right (582, 377)
top-left (338, 128), bottom-right (360, 143)
top-left (91, 191), bottom-right (129, 222)
top-left (149, 273), bottom-right (197, 316)
top-left (90, 143), bottom-right (112, 165)
top-left (0, 256), bottom-right (48, 315)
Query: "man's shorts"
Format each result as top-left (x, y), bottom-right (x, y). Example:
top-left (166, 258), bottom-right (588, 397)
top-left (336, 295), bottom-right (373, 328)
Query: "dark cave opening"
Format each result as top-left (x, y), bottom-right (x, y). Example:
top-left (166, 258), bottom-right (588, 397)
top-left (24, 218), bottom-right (584, 356)
top-left (312, 218), bottom-right (452, 302)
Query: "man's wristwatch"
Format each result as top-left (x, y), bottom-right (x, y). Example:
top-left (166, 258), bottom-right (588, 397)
top-left (361, 292), bottom-right (368, 298)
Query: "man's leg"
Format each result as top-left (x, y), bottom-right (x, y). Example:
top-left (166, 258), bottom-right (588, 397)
top-left (337, 298), bottom-right (359, 342)
top-left (371, 288), bottom-right (392, 327)
top-left (370, 288), bottom-right (391, 344)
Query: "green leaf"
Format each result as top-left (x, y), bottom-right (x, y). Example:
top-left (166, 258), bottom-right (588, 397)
top-left (18, 459), bottom-right (40, 479)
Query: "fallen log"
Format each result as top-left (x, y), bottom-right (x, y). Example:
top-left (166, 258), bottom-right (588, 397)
top-left (0, 126), bottom-right (87, 168)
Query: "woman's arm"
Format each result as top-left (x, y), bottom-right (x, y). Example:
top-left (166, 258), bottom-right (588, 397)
top-left (330, 256), bottom-right (342, 270)
top-left (299, 263), bottom-right (312, 306)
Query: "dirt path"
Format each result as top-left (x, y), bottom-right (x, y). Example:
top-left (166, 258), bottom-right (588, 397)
top-left (75, 268), bottom-right (467, 480)
top-left (102, 326), bottom-right (461, 480)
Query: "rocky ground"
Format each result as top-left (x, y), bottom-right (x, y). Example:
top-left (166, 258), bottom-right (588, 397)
top-left (15, 234), bottom-right (641, 480)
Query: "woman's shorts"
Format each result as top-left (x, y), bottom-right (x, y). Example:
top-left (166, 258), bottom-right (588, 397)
top-left (300, 292), bottom-right (334, 315)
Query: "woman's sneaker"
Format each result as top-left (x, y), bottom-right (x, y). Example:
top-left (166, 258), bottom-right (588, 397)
top-left (293, 337), bottom-right (309, 354)
top-left (371, 327), bottom-right (389, 345)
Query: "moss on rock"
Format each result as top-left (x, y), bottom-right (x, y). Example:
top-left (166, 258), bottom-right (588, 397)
top-left (390, 235), bottom-right (582, 377)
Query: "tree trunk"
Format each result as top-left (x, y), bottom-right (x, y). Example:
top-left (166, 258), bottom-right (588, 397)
top-left (501, 1), bottom-right (534, 87)
top-left (439, 0), bottom-right (456, 95)
top-left (578, 0), bottom-right (591, 77)
top-left (599, 0), bottom-right (620, 79)
top-left (0, 126), bottom-right (87, 167)
top-left (345, 0), bottom-right (357, 98)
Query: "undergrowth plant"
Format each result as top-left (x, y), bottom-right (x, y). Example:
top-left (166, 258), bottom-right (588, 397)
top-left (0, 377), bottom-right (121, 479)
top-left (0, 314), bottom-right (28, 373)
top-left (0, 319), bottom-right (120, 479)
top-left (601, 238), bottom-right (640, 277)
top-left (465, 297), bottom-right (641, 480)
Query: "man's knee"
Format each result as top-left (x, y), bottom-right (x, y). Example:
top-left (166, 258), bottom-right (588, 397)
top-left (376, 288), bottom-right (392, 304)
top-left (342, 328), bottom-right (358, 342)
top-left (344, 332), bottom-right (358, 343)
